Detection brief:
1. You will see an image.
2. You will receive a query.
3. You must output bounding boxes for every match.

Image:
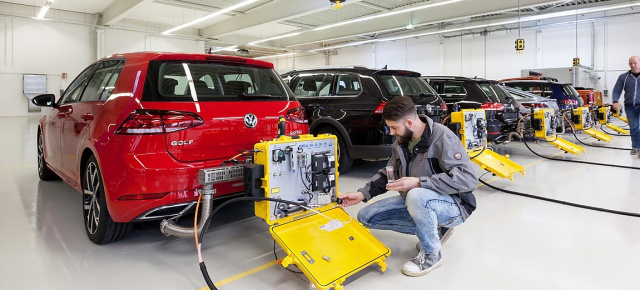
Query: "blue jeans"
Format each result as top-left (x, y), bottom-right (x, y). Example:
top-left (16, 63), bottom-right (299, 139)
top-left (625, 104), bottom-right (640, 149)
top-left (357, 188), bottom-right (464, 255)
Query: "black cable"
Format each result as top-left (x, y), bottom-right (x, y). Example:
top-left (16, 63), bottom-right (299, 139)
top-left (521, 134), bottom-right (640, 170)
top-left (479, 178), bottom-right (640, 218)
top-left (600, 124), bottom-right (631, 136)
top-left (569, 128), bottom-right (631, 151)
top-left (273, 240), bottom-right (303, 274)
top-left (300, 167), bottom-right (310, 190)
top-left (469, 145), bottom-right (487, 160)
top-left (197, 197), bottom-right (307, 290)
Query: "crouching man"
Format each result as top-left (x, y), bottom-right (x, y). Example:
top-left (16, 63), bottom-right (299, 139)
top-left (339, 96), bottom-right (478, 276)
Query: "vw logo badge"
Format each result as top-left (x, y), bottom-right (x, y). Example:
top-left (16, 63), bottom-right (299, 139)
top-left (244, 113), bottom-right (258, 128)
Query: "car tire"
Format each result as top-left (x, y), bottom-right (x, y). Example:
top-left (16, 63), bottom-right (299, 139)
top-left (317, 127), bottom-right (353, 174)
top-left (83, 155), bottom-right (133, 244)
top-left (37, 130), bottom-right (59, 181)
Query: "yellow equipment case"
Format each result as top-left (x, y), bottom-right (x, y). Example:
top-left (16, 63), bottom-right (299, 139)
top-left (251, 134), bottom-right (390, 290)
top-left (533, 108), bottom-right (586, 155)
top-left (449, 109), bottom-right (525, 180)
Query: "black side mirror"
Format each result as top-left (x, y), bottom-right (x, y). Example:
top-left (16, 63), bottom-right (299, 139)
top-left (31, 94), bottom-right (57, 108)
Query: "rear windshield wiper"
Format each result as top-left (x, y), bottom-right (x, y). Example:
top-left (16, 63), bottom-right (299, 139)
top-left (238, 93), bottom-right (281, 99)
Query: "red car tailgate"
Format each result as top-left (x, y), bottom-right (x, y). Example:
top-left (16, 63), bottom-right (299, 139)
top-left (144, 101), bottom-right (296, 162)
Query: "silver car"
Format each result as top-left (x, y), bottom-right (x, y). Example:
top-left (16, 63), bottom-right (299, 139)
top-left (501, 85), bottom-right (559, 114)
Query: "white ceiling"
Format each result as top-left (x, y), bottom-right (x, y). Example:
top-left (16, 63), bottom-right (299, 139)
top-left (0, 0), bottom-right (634, 58)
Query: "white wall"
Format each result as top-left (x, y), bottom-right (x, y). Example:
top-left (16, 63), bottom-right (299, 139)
top-left (0, 17), bottom-right (203, 117)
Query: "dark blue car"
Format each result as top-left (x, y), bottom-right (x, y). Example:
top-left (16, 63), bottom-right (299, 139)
top-left (499, 78), bottom-right (584, 111)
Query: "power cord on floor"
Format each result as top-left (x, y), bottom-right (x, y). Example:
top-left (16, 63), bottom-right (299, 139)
top-left (478, 176), bottom-right (640, 218)
top-left (196, 196), bottom-right (308, 290)
top-left (568, 125), bottom-right (631, 151)
top-left (520, 135), bottom-right (640, 170)
top-left (600, 124), bottom-right (631, 136)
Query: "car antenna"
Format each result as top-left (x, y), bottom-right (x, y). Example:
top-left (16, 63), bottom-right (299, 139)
top-left (207, 47), bottom-right (212, 54)
top-left (382, 65), bottom-right (387, 70)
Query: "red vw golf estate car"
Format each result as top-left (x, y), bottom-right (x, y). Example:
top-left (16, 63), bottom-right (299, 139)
top-left (32, 52), bottom-right (308, 244)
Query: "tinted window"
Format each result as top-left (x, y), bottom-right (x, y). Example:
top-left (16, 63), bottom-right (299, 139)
top-left (335, 74), bottom-right (361, 96)
top-left (379, 75), bottom-right (436, 97)
top-left (292, 74), bottom-right (333, 98)
top-left (60, 63), bottom-right (99, 104)
top-left (508, 83), bottom-right (553, 98)
top-left (478, 83), bottom-right (511, 102)
top-left (561, 84), bottom-right (579, 98)
top-left (142, 61), bottom-right (291, 101)
top-left (432, 82), bottom-right (466, 99)
top-left (81, 60), bottom-right (124, 102)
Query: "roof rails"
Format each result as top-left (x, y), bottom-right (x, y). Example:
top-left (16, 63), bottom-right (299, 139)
top-left (499, 76), bottom-right (559, 82)
top-left (284, 65), bottom-right (371, 72)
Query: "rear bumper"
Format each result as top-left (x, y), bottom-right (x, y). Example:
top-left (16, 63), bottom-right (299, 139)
top-left (99, 150), bottom-right (246, 222)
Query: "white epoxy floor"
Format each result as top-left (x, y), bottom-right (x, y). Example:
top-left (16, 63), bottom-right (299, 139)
top-left (2, 116), bottom-right (640, 290)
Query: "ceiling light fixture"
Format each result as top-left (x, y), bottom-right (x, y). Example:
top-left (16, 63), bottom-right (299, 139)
top-left (248, 32), bottom-right (302, 45)
top-left (311, 1), bottom-right (640, 52)
top-left (162, 0), bottom-right (258, 35)
top-left (36, 0), bottom-right (54, 20)
top-left (314, 0), bottom-right (462, 31)
top-left (210, 45), bottom-right (238, 53)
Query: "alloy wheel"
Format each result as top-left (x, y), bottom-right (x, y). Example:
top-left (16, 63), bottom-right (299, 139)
top-left (37, 134), bottom-right (45, 176)
top-left (83, 162), bottom-right (101, 235)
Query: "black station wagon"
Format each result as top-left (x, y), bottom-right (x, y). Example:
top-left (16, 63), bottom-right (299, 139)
top-left (282, 66), bottom-right (446, 173)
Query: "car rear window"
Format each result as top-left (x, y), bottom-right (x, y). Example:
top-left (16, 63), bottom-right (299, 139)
top-left (478, 83), bottom-right (511, 102)
top-left (505, 83), bottom-right (553, 97)
top-left (378, 74), bottom-right (437, 98)
top-left (142, 60), bottom-right (292, 101)
top-left (561, 84), bottom-right (580, 98)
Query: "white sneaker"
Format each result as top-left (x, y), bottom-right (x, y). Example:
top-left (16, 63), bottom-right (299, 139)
top-left (401, 250), bottom-right (442, 277)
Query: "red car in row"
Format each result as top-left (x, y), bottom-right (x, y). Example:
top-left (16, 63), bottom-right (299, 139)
top-left (32, 52), bottom-right (308, 243)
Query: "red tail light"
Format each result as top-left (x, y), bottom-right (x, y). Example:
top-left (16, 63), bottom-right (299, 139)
top-left (440, 102), bottom-right (448, 112)
top-left (374, 102), bottom-right (387, 114)
top-left (562, 99), bottom-right (577, 106)
top-left (116, 110), bottom-right (204, 135)
top-left (480, 102), bottom-right (505, 111)
top-left (286, 106), bottom-right (308, 124)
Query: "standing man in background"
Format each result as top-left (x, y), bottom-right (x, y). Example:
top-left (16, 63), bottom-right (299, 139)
top-left (612, 55), bottom-right (640, 157)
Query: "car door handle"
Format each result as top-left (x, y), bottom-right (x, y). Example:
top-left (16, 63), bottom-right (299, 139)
top-left (81, 113), bottom-right (94, 121)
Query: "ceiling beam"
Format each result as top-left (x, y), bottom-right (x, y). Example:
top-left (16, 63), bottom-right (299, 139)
top-left (202, 0), bottom-right (364, 38)
top-left (101, 0), bottom-right (152, 26)
top-left (276, 0), bottom-right (576, 47)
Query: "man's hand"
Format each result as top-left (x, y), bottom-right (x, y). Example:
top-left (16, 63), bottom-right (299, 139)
top-left (612, 102), bottom-right (620, 112)
top-left (338, 191), bottom-right (365, 207)
top-left (386, 177), bottom-right (420, 192)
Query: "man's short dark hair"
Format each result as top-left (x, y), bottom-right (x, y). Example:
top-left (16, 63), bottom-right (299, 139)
top-left (382, 96), bottom-right (417, 121)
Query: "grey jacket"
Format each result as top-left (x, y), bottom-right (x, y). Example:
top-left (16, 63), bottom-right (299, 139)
top-left (358, 115), bottom-right (479, 220)
top-left (612, 71), bottom-right (639, 106)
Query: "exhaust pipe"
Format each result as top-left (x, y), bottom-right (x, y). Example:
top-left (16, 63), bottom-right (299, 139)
top-left (160, 184), bottom-right (213, 238)
top-left (508, 132), bottom-right (522, 142)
